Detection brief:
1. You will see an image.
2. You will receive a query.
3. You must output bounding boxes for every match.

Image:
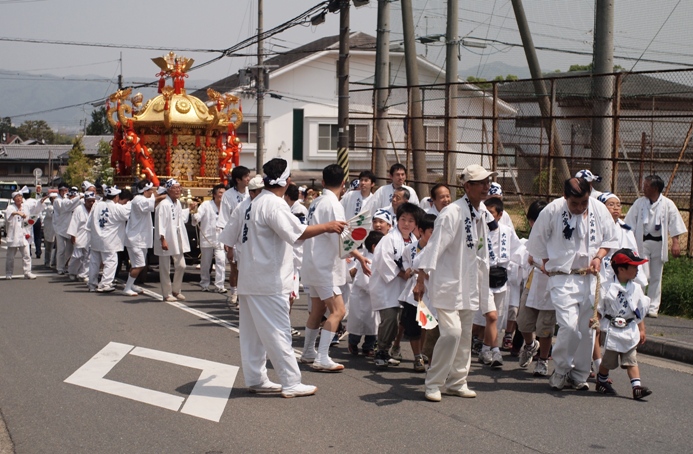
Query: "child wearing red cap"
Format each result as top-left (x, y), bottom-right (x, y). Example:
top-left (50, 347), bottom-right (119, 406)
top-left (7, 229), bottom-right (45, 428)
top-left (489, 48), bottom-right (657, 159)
top-left (593, 248), bottom-right (652, 399)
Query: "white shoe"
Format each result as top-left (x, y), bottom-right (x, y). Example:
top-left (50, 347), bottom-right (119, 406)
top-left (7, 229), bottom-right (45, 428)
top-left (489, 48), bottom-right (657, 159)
top-left (200, 286), bottom-right (210, 292)
top-left (442, 385), bottom-right (477, 398)
top-left (5, 275), bottom-right (12, 280)
top-left (88, 285), bottom-right (97, 292)
top-left (490, 350), bottom-right (504, 369)
top-left (425, 388), bottom-right (442, 402)
top-left (549, 372), bottom-right (567, 390)
top-left (311, 358), bottom-right (345, 372)
top-left (298, 355), bottom-right (316, 365)
top-left (248, 381), bottom-right (282, 394)
top-left (131, 285), bottom-right (144, 293)
top-left (97, 285), bottom-right (116, 293)
top-left (519, 339), bottom-right (540, 368)
top-left (68, 274), bottom-right (77, 281)
top-left (281, 383), bottom-right (317, 398)
top-left (24, 273), bottom-right (37, 280)
top-left (164, 295), bottom-right (178, 302)
top-left (479, 349), bottom-right (493, 365)
top-left (122, 289), bottom-right (138, 297)
top-left (172, 293), bottom-right (186, 300)
top-left (215, 287), bottom-right (228, 294)
top-left (533, 359), bottom-right (549, 377)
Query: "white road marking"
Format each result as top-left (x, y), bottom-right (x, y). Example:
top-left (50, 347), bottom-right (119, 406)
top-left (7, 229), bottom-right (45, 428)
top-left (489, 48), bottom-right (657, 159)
top-left (65, 341), bottom-right (239, 422)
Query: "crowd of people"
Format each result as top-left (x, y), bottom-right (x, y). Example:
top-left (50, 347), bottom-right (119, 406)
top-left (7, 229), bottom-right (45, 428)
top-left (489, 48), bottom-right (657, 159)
top-left (2, 159), bottom-right (686, 401)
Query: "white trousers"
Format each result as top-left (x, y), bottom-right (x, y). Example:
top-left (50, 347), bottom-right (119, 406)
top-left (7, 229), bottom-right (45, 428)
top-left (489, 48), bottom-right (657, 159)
top-left (44, 241), bottom-right (56, 267)
top-left (56, 235), bottom-right (73, 273)
top-left (6, 244), bottom-right (32, 277)
top-left (642, 240), bottom-right (663, 314)
top-left (89, 250), bottom-right (117, 288)
top-left (239, 294), bottom-right (302, 388)
top-left (549, 274), bottom-right (594, 382)
top-left (68, 247), bottom-right (89, 279)
top-left (425, 308), bottom-right (474, 393)
top-left (159, 254), bottom-right (185, 297)
top-left (200, 247), bottom-right (226, 290)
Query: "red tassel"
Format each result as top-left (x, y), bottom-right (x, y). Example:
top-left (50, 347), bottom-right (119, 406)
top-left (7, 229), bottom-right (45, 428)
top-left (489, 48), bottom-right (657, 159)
top-left (172, 134), bottom-right (178, 147)
top-left (158, 77), bottom-right (165, 94)
top-left (195, 134), bottom-right (201, 148)
top-left (205, 135), bottom-right (211, 147)
top-left (160, 135), bottom-right (166, 146)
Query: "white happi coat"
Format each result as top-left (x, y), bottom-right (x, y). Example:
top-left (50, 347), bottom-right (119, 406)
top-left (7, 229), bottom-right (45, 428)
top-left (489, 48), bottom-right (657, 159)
top-left (42, 203), bottom-right (56, 243)
top-left (418, 195), bottom-right (491, 311)
top-left (53, 195), bottom-right (82, 238)
top-left (527, 197), bottom-right (618, 274)
top-left (290, 200), bottom-right (309, 219)
top-left (372, 183), bottom-right (419, 209)
top-left (223, 190), bottom-right (307, 296)
top-left (192, 200), bottom-right (222, 249)
top-left (4, 202), bottom-right (33, 247)
top-left (370, 227), bottom-right (416, 311)
top-left (347, 249), bottom-right (379, 335)
top-left (624, 194), bottom-right (687, 262)
top-left (87, 200), bottom-right (131, 252)
top-left (302, 190), bottom-right (346, 288)
top-left (340, 190), bottom-right (374, 218)
top-left (217, 186), bottom-right (248, 230)
top-left (399, 240), bottom-right (433, 314)
top-left (66, 204), bottom-right (91, 249)
top-left (598, 276), bottom-right (649, 353)
top-left (500, 210), bottom-right (514, 229)
top-left (124, 194), bottom-right (156, 249)
top-left (154, 196), bottom-right (190, 256)
top-left (487, 223), bottom-right (522, 292)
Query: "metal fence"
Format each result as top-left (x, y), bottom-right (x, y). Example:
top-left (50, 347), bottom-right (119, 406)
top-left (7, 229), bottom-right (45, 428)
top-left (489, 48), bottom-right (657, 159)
top-left (349, 68), bottom-right (693, 253)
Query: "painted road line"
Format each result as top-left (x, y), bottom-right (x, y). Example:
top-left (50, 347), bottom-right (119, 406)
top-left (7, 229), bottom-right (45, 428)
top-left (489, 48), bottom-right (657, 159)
top-left (66, 341), bottom-right (239, 422)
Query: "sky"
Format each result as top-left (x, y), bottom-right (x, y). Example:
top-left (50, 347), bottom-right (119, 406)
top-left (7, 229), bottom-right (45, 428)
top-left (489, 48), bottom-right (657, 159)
top-left (1, 0), bottom-right (693, 125)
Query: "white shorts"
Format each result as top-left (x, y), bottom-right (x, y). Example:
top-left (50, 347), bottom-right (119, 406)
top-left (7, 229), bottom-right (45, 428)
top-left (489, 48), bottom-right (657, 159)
top-left (308, 285), bottom-right (342, 301)
top-left (127, 246), bottom-right (148, 268)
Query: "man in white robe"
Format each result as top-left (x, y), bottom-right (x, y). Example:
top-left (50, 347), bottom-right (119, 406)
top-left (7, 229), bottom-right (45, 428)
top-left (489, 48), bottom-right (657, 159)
top-left (67, 191), bottom-right (96, 281)
top-left (193, 184), bottom-right (227, 293)
top-left (42, 193), bottom-right (58, 268)
top-left (220, 158), bottom-right (346, 398)
top-left (371, 163), bottom-right (419, 208)
top-left (340, 170), bottom-right (376, 218)
top-left (575, 169), bottom-right (603, 199)
top-left (53, 184), bottom-right (83, 275)
top-left (155, 179), bottom-right (193, 302)
top-left (624, 174), bottom-right (687, 317)
top-left (527, 177), bottom-right (618, 391)
top-left (415, 164), bottom-right (495, 402)
top-left (426, 183), bottom-right (452, 216)
top-left (5, 191), bottom-right (45, 279)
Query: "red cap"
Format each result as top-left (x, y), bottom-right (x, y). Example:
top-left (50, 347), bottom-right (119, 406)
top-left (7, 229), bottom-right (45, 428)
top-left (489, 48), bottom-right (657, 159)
top-left (611, 248), bottom-right (648, 266)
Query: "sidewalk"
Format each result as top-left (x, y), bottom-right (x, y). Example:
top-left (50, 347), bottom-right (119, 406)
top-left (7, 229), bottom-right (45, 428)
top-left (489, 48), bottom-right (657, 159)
top-left (638, 314), bottom-right (693, 364)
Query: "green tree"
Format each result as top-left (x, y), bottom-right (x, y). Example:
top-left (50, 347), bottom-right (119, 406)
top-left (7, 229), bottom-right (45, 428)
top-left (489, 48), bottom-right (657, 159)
top-left (86, 107), bottom-right (113, 136)
top-left (91, 140), bottom-right (114, 186)
top-left (16, 120), bottom-right (55, 143)
top-left (568, 63), bottom-right (625, 72)
top-left (63, 137), bottom-right (93, 187)
top-left (53, 133), bottom-right (75, 145)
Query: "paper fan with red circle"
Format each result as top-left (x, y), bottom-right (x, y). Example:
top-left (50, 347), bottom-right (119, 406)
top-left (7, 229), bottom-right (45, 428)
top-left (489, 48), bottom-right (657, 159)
top-left (339, 210), bottom-right (372, 259)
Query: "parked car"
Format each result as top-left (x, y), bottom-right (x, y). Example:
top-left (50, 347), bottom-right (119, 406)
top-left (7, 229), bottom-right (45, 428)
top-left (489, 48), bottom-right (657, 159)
top-left (0, 198), bottom-right (8, 237)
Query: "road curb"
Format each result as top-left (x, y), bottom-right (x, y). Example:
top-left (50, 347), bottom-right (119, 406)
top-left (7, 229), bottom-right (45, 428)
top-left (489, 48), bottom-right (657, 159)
top-left (638, 337), bottom-right (693, 365)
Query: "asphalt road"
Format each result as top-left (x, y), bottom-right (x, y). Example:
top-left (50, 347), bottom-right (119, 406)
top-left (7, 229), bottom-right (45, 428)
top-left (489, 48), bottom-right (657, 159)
top-left (0, 246), bottom-right (692, 454)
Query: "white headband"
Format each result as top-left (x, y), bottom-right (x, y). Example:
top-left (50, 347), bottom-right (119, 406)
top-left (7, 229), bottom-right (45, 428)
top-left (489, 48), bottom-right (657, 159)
top-left (138, 182), bottom-right (154, 193)
top-left (268, 166), bottom-right (291, 187)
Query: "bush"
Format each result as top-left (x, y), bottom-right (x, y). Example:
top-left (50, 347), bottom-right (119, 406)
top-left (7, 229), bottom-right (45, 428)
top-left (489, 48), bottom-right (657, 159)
top-left (660, 255), bottom-right (693, 318)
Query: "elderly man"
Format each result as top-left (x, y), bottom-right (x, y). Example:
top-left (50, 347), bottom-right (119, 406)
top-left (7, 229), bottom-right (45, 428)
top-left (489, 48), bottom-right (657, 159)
top-left (155, 179), bottom-right (195, 302)
top-left (426, 183), bottom-right (452, 216)
top-left (193, 184), bottom-right (227, 293)
top-left (53, 184), bottom-right (83, 275)
top-left (371, 163), bottom-right (420, 208)
top-left (5, 191), bottom-right (46, 279)
top-left (415, 164), bottom-right (495, 402)
top-left (527, 177), bottom-right (617, 391)
top-left (624, 175), bottom-right (687, 317)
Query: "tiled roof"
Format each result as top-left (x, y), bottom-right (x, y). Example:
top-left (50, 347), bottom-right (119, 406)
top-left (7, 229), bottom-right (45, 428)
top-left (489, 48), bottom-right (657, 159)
top-left (0, 145), bottom-right (72, 161)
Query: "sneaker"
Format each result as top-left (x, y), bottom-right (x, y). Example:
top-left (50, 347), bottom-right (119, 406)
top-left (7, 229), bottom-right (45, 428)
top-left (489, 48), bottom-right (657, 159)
top-left (24, 273), bottom-right (37, 280)
top-left (566, 375), bottom-right (590, 391)
top-left (425, 388), bottom-right (442, 402)
top-left (519, 340), bottom-right (540, 368)
top-left (421, 353), bottom-right (430, 364)
top-left (330, 334), bottom-right (340, 346)
top-left (291, 328), bottom-right (301, 337)
top-left (442, 385), bottom-right (477, 398)
top-left (647, 312), bottom-right (659, 318)
top-left (311, 358), bottom-right (344, 372)
top-left (164, 295), bottom-right (178, 302)
top-left (387, 357), bottom-right (401, 366)
top-left (413, 357), bottom-right (426, 372)
top-left (215, 287), bottom-right (228, 294)
top-left (248, 381), bottom-right (282, 394)
top-left (501, 334), bottom-right (514, 351)
top-left (549, 372), bottom-right (567, 390)
top-left (389, 345), bottom-right (402, 361)
top-left (362, 349), bottom-right (375, 358)
top-left (490, 350), bottom-right (503, 369)
top-left (298, 355), bottom-right (316, 365)
top-left (478, 349), bottom-right (493, 365)
top-left (533, 359), bottom-right (549, 377)
top-left (88, 285), bottom-right (97, 292)
top-left (597, 380), bottom-right (617, 395)
top-left (68, 274), bottom-right (77, 281)
top-left (632, 385), bottom-right (652, 400)
top-left (227, 293), bottom-right (238, 308)
top-left (172, 293), bottom-right (185, 300)
top-left (200, 286), bottom-right (210, 292)
top-left (122, 289), bottom-right (138, 297)
top-left (57, 270), bottom-right (66, 276)
top-left (471, 336), bottom-right (483, 355)
top-left (348, 344), bottom-right (359, 356)
top-left (281, 383), bottom-right (317, 398)
top-left (97, 285), bottom-right (116, 293)
top-left (374, 351), bottom-right (389, 368)
top-left (4, 276), bottom-right (11, 280)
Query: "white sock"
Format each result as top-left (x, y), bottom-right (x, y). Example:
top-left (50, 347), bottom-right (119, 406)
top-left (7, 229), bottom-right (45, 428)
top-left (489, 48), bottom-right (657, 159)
top-left (317, 330), bottom-right (336, 363)
top-left (481, 345), bottom-right (491, 353)
top-left (230, 286), bottom-right (237, 295)
top-left (492, 346), bottom-right (500, 353)
top-left (593, 358), bottom-right (602, 371)
top-left (303, 328), bottom-right (319, 358)
top-left (125, 276), bottom-right (136, 291)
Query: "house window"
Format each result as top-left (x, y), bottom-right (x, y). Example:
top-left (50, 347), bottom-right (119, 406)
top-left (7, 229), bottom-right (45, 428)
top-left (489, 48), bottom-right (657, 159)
top-left (10, 165), bottom-right (22, 175)
top-left (318, 124), bottom-right (339, 151)
top-left (425, 125), bottom-right (445, 151)
top-left (349, 124), bottom-right (369, 150)
top-left (236, 122), bottom-right (257, 144)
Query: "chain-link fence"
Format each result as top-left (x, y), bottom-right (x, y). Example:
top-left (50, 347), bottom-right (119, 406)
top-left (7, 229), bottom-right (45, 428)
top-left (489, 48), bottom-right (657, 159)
top-left (349, 68), bottom-right (693, 253)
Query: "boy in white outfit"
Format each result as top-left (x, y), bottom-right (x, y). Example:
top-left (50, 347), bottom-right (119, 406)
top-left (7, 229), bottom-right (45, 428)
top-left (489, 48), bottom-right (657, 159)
top-left (67, 192), bottom-right (96, 282)
top-left (87, 186), bottom-right (132, 292)
top-left (155, 179), bottom-right (194, 302)
top-left (300, 164), bottom-right (348, 372)
top-left (193, 184), bottom-right (227, 293)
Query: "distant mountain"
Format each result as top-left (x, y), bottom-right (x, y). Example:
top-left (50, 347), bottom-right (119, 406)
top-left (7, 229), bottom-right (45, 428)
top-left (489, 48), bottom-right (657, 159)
top-left (0, 71), bottom-right (215, 134)
top-left (460, 61), bottom-right (531, 81)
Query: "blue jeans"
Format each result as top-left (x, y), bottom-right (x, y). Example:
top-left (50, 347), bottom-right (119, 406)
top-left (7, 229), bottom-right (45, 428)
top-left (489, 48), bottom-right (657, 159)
top-left (348, 333), bottom-right (376, 351)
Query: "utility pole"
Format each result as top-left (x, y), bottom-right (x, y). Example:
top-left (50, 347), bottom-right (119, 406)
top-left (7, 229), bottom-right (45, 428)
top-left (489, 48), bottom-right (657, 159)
top-left (256, 0), bottom-right (265, 173)
top-left (373, 0), bottom-right (390, 182)
top-left (444, 0), bottom-right (458, 191)
top-left (511, 0), bottom-right (571, 184)
top-left (337, 0), bottom-right (350, 183)
top-left (118, 52), bottom-right (123, 90)
top-left (591, 0), bottom-right (615, 190)
top-left (401, 0), bottom-right (428, 197)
